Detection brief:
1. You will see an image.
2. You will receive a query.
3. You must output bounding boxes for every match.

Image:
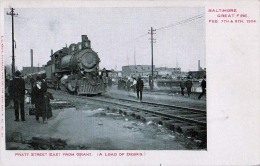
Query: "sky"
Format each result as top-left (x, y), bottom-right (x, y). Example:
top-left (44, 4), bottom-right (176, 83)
top-left (4, 7), bottom-right (205, 72)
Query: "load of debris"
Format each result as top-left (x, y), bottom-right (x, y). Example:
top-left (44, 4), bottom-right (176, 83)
top-left (6, 132), bottom-right (67, 150)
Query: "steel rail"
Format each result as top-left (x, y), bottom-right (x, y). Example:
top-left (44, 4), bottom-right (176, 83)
top-left (51, 90), bottom-right (206, 128)
top-left (85, 97), bottom-right (206, 128)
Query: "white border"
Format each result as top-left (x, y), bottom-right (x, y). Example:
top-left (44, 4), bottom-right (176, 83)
top-left (0, 0), bottom-right (259, 166)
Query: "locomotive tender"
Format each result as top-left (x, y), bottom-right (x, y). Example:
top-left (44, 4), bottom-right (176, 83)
top-left (45, 35), bottom-right (107, 95)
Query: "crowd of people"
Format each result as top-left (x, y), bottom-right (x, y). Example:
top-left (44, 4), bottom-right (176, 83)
top-left (116, 75), bottom-right (206, 102)
top-left (5, 71), bottom-right (206, 123)
top-left (6, 71), bottom-right (53, 124)
top-left (179, 76), bottom-right (206, 99)
top-left (118, 76), bottom-right (144, 102)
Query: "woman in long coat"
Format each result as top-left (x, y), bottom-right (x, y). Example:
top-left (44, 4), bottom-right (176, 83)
top-left (31, 76), bottom-right (48, 123)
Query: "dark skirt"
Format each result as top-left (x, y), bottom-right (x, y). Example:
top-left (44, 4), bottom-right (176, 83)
top-left (35, 96), bottom-right (52, 119)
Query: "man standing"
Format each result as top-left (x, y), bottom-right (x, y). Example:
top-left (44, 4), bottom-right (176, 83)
top-left (185, 77), bottom-right (193, 97)
top-left (41, 73), bottom-right (53, 120)
top-left (9, 71), bottom-right (25, 121)
top-left (198, 75), bottom-right (206, 99)
top-left (132, 78), bottom-right (137, 92)
top-left (179, 78), bottom-right (185, 96)
top-left (136, 76), bottom-right (144, 102)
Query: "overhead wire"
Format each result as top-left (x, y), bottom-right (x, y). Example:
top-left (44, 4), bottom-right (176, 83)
top-left (156, 13), bottom-right (205, 31)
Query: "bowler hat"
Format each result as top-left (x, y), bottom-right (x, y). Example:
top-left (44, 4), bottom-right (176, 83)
top-left (36, 76), bottom-right (41, 81)
top-left (15, 71), bottom-right (21, 77)
top-left (41, 73), bottom-right (47, 79)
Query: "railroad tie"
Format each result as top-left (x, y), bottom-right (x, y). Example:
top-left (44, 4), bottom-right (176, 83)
top-left (176, 125), bottom-right (200, 137)
top-left (163, 120), bottom-right (183, 132)
top-left (123, 110), bottom-right (135, 116)
top-left (141, 116), bottom-right (161, 123)
top-left (132, 112), bottom-right (150, 120)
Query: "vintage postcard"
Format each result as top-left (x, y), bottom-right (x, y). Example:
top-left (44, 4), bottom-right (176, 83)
top-left (0, 0), bottom-right (259, 165)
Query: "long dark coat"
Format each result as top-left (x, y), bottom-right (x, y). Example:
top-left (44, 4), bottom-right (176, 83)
top-left (201, 79), bottom-right (206, 89)
top-left (31, 79), bottom-right (51, 118)
top-left (42, 79), bottom-right (53, 118)
top-left (31, 83), bottom-right (46, 118)
top-left (136, 78), bottom-right (144, 91)
top-left (9, 77), bottom-right (25, 99)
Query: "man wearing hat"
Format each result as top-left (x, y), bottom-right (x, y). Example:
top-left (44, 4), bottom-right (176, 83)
top-left (9, 71), bottom-right (25, 121)
top-left (185, 77), bottom-right (193, 97)
top-left (136, 76), bottom-right (144, 102)
top-left (198, 75), bottom-right (206, 99)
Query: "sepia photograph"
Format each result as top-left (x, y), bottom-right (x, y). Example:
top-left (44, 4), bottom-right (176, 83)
top-left (0, 1), bottom-right (259, 166)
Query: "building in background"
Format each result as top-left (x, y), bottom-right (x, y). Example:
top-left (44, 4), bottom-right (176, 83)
top-left (156, 67), bottom-right (181, 79)
top-left (22, 66), bottom-right (45, 76)
top-left (188, 68), bottom-right (206, 79)
top-left (122, 65), bottom-right (157, 78)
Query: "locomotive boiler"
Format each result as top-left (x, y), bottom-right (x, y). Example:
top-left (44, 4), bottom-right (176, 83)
top-left (45, 35), bottom-right (108, 95)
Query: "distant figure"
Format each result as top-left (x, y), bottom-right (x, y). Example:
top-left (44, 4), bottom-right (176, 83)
top-left (198, 76), bottom-right (206, 99)
top-left (41, 73), bottom-right (53, 119)
top-left (108, 76), bottom-right (112, 88)
top-left (9, 71), bottom-right (25, 121)
top-left (126, 79), bottom-right (131, 92)
top-left (132, 78), bottom-right (137, 92)
top-left (101, 68), bottom-right (108, 89)
top-left (118, 79), bottom-right (122, 90)
top-left (121, 79), bottom-right (126, 90)
top-left (185, 77), bottom-right (193, 97)
top-left (136, 77), bottom-right (144, 101)
top-left (179, 78), bottom-right (185, 96)
top-left (32, 76), bottom-right (48, 123)
top-left (29, 77), bottom-right (35, 92)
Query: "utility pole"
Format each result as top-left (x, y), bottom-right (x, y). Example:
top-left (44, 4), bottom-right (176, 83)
top-left (148, 27), bottom-right (156, 90)
top-left (134, 47), bottom-right (136, 67)
top-left (7, 8), bottom-right (18, 78)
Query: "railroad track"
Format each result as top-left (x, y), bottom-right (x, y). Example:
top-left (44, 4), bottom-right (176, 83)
top-left (93, 96), bottom-right (206, 126)
top-left (50, 90), bottom-right (207, 144)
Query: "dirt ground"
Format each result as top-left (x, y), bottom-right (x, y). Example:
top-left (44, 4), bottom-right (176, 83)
top-left (5, 87), bottom-right (206, 150)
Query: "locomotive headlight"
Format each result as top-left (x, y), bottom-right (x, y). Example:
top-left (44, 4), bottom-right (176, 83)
top-left (80, 52), bottom-right (98, 69)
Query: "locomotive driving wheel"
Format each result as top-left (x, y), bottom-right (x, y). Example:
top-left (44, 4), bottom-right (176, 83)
top-left (75, 85), bottom-right (80, 96)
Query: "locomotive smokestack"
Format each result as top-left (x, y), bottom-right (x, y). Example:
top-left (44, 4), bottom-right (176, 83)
top-left (82, 35), bottom-right (91, 48)
top-left (51, 49), bottom-right (53, 55)
top-left (31, 49), bottom-right (33, 67)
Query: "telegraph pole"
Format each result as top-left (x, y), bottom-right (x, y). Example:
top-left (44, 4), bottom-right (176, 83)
top-left (148, 27), bottom-right (156, 90)
top-left (7, 8), bottom-right (18, 78)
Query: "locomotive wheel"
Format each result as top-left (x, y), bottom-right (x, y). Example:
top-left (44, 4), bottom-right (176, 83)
top-left (75, 86), bottom-right (79, 96)
top-left (61, 82), bottom-right (68, 92)
top-left (67, 82), bottom-right (76, 93)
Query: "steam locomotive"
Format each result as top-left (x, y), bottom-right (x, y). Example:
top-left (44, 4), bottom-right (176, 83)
top-left (45, 35), bottom-right (108, 95)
